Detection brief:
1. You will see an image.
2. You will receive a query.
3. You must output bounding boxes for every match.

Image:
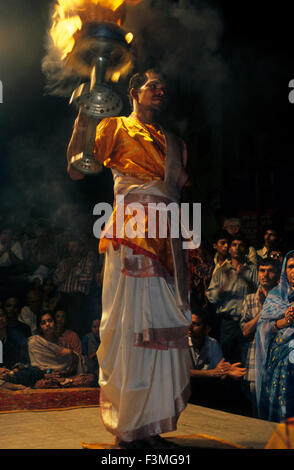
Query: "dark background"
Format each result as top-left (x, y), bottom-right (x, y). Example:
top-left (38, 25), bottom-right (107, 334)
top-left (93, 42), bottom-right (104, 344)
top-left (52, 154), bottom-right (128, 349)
top-left (0, 0), bottom-right (293, 247)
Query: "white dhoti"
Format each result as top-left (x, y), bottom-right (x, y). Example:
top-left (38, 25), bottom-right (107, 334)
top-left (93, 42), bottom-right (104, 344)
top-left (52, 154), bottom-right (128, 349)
top-left (98, 244), bottom-right (191, 442)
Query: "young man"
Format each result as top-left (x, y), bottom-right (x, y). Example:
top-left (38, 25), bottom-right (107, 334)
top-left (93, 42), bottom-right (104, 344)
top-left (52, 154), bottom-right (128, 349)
top-left (256, 226), bottom-right (280, 261)
top-left (240, 258), bottom-right (280, 416)
top-left (189, 311), bottom-right (246, 410)
top-left (212, 229), bottom-right (230, 275)
top-left (67, 70), bottom-right (191, 449)
top-left (206, 234), bottom-right (258, 363)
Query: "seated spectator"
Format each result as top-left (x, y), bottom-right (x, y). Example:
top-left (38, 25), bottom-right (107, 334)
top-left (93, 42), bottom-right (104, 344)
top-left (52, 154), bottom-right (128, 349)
top-left (4, 296), bottom-right (31, 338)
top-left (257, 225), bottom-right (281, 261)
top-left (0, 308), bottom-right (29, 368)
top-left (42, 277), bottom-right (60, 313)
top-left (222, 217), bottom-right (258, 265)
top-left (82, 318), bottom-right (101, 377)
top-left (212, 229), bottom-right (230, 275)
top-left (18, 288), bottom-right (43, 335)
top-left (54, 308), bottom-right (82, 355)
top-left (189, 311), bottom-right (246, 413)
top-left (256, 250), bottom-right (294, 422)
top-left (28, 311), bottom-right (85, 376)
top-left (240, 258), bottom-right (281, 417)
top-left (206, 234), bottom-right (258, 363)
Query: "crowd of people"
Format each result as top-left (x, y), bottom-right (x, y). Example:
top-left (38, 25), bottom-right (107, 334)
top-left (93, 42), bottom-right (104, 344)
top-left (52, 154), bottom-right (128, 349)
top-left (0, 218), bottom-right (103, 390)
top-left (0, 213), bottom-right (293, 424)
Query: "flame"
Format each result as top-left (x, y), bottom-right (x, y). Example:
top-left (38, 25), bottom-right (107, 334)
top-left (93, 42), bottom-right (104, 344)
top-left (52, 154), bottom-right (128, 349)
top-left (50, 0), bottom-right (141, 61)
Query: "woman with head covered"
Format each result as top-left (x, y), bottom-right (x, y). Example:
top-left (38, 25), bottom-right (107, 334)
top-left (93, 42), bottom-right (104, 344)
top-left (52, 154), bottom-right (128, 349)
top-left (256, 251), bottom-right (294, 422)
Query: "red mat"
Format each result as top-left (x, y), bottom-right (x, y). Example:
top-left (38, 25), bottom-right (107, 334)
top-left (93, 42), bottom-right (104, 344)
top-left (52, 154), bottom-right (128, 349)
top-left (0, 387), bottom-right (100, 413)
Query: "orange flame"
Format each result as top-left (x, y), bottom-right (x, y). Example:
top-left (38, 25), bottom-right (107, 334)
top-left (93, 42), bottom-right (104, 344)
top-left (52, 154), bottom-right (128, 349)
top-left (50, 0), bottom-right (142, 63)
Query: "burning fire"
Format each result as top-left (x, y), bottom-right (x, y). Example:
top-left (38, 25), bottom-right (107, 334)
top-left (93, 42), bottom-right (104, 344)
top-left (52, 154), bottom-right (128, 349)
top-left (50, 0), bottom-right (142, 69)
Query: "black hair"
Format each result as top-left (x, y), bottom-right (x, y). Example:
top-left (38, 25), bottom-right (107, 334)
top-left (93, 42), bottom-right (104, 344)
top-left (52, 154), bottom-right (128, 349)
top-left (258, 258), bottom-right (281, 273)
top-left (212, 229), bottom-right (230, 245)
top-left (127, 68), bottom-right (166, 106)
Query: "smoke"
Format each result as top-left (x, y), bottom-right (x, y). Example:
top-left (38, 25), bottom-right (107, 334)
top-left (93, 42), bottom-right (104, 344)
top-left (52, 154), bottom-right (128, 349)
top-left (42, 0), bottom-right (227, 116)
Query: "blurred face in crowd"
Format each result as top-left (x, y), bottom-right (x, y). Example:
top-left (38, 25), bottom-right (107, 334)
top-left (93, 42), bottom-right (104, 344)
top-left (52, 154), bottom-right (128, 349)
top-left (286, 256), bottom-right (294, 291)
top-left (27, 290), bottom-right (42, 314)
top-left (40, 313), bottom-right (55, 338)
top-left (0, 308), bottom-right (7, 330)
top-left (258, 264), bottom-right (279, 291)
top-left (5, 297), bottom-right (20, 319)
top-left (224, 223), bottom-right (240, 237)
top-left (91, 319), bottom-right (100, 338)
top-left (55, 310), bottom-right (66, 329)
top-left (0, 229), bottom-right (12, 244)
top-left (68, 240), bottom-right (80, 256)
top-left (213, 238), bottom-right (229, 259)
top-left (269, 250), bottom-right (283, 263)
top-left (229, 239), bottom-right (247, 260)
top-left (264, 229), bottom-right (278, 249)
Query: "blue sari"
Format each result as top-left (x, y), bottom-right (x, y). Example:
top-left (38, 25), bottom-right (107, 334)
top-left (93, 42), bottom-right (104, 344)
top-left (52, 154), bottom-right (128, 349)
top-left (255, 251), bottom-right (294, 422)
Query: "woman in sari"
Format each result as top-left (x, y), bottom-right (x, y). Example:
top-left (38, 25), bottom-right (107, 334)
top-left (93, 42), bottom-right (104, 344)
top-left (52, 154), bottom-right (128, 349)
top-left (28, 311), bottom-right (82, 376)
top-left (255, 250), bottom-right (294, 422)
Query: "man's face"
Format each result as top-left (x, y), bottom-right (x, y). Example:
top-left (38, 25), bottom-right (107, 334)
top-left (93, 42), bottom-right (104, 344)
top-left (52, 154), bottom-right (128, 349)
top-left (5, 298), bottom-right (19, 319)
top-left (213, 239), bottom-right (229, 258)
top-left (91, 319), bottom-right (100, 337)
top-left (189, 314), bottom-right (209, 340)
top-left (225, 224), bottom-right (240, 236)
top-left (27, 291), bottom-right (42, 313)
top-left (135, 72), bottom-right (167, 113)
top-left (55, 310), bottom-right (66, 327)
top-left (264, 229), bottom-right (278, 249)
top-left (286, 257), bottom-right (294, 290)
top-left (258, 265), bottom-right (279, 290)
top-left (229, 239), bottom-right (247, 260)
top-left (0, 309), bottom-right (7, 329)
top-left (0, 229), bottom-right (12, 243)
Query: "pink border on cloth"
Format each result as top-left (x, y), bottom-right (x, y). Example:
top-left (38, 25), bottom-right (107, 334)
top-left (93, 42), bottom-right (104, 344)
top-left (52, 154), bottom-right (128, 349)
top-left (99, 383), bottom-right (191, 443)
top-left (134, 326), bottom-right (189, 350)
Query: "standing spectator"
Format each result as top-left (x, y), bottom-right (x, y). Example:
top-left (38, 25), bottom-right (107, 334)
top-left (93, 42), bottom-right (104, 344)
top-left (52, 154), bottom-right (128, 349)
top-left (189, 240), bottom-right (214, 310)
top-left (257, 226), bottom-right (281, 261)
top-left (212, 229), bottom-right (230, 275)
top-left (256, 251), bottom-right (294, 422)
top-left (53, 237), bottom-right (97, 337)
top-left (18, 288), bottom-right (43, 335)
top-left (206, 234), bottom-right (258, 363)
top-left (240, 259), bottom-right (280, 416)
top-left (222, 217), bottom-right (258, 265)
top-left (22, 221), bottom-right (58, 281)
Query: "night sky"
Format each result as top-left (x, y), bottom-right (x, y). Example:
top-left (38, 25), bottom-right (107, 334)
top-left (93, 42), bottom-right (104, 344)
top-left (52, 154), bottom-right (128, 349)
top-left (0, 0), bottom-right (294, 244)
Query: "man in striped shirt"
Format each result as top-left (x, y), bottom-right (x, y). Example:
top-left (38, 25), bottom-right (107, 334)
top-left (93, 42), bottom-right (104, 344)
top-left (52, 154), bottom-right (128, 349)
top-left (53, 237), bottom-right (97, 337)
top-left (240, 258), bottom-right (280, 416)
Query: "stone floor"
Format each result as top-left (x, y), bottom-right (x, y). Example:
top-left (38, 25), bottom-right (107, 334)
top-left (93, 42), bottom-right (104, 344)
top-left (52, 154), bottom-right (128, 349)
top-left (0, 403), bottom-right (277, 450)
